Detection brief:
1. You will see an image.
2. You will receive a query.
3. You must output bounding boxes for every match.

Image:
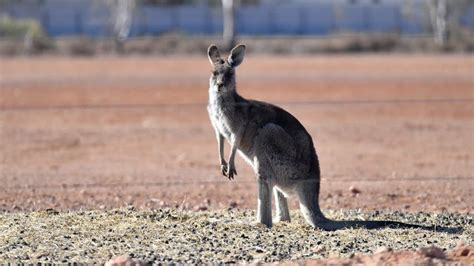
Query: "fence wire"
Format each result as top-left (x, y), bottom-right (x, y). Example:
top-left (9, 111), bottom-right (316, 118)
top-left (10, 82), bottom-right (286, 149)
top-left (1, 98), bottom-right (473, 111)
top-left (3, 176), bottom-right (473, 191)
top-left (2, 97), bottom-right (472, 191)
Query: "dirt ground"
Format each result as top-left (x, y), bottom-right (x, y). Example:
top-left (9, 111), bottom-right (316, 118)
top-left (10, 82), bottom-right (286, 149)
top-left (1, 54), bottom-right (473, 264)
top-left (1, 208), bottom-right (472, 264)
top-left (1, 54), bottom-right (473, 213)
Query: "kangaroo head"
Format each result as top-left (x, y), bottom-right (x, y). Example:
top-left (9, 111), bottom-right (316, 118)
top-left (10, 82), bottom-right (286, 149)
top-left (207, 44), bottom-right (246, 94)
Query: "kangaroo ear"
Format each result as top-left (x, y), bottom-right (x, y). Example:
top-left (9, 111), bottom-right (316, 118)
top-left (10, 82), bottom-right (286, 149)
top-left (207, 44), bottom-right (221, 66)
top-left (228, 44), bottom-right (246, 67)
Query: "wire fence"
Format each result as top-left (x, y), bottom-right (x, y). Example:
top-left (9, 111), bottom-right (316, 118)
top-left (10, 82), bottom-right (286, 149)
top-left (3, 176), bottom-right (473, 191)
top-left (2, 98), bottom-right (473, 111)
top-left (2, 97), bottom-right (472, 191)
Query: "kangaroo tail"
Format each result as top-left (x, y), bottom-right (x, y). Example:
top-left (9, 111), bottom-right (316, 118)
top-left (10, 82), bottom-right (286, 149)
top-left (295, 179), bottom-right (457, 232)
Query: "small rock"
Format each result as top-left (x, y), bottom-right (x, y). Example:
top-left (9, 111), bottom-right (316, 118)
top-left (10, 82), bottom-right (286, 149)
top-left (36, 253), bottom-right (48, 259)
top-left (255, 247), bottom-right (264, 253)
top-left (374, 246), bottom-right (392, 254)
top-left (451, 242), bottom-right (470, 257)
top-left (45, 208), bottom-right (59, 215)
top-left (417, 246), bottom-right (446, 259)
top-left (386, 193), bottom-right (398, 199)
top-left (194, 205), bottom-right (208, 211)
top-left (105, 255), bottom-right (145, 266)
top-left (349, 186), bottom-right (361, 194)
top-left (229, 200), bottom-right (238, 208)
top-left (313, 246), bottom-right (326, 253)
top-left (459, 248), bottom-right (470, 257)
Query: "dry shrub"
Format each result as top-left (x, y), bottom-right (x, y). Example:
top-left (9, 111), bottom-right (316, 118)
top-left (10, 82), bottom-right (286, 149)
top-left (0, 16), bottom-right (53, 55)
top-left (2, 30), bottom-right (474, 56)
top-left (55, 37), bottom-right (96, 56)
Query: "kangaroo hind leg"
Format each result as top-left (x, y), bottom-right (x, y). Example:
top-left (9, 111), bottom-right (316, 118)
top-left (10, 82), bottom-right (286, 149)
top-left (274, 188), bottom-right (291, 222)
top-left (257, 177), bottom-right (273, 227)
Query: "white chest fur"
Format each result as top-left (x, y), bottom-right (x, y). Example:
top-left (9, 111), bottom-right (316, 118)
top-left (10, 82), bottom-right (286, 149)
top-left (208, 91), bottom-right (233, 141)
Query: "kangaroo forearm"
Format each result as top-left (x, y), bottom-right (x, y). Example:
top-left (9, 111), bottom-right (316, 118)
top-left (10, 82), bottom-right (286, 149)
top-left (228, 143), bottom-right (238, 164)
top-left (217, 134), bottom-right (225, 164)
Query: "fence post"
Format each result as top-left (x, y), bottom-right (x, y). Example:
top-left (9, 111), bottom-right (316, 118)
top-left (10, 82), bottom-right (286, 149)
top-left (222, 0), bottom-right (235, 51)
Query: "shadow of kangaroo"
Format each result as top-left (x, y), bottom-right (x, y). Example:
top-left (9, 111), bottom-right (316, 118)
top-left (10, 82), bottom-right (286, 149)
top-left (206, 44), bottom-right (445, 231)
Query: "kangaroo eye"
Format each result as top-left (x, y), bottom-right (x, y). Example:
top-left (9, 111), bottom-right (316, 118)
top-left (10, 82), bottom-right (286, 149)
top-left (212, 71), bottom-right (218, 76)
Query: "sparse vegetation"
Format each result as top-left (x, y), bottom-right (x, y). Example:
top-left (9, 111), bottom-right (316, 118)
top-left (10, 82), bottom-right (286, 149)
top-left (2, 32), bottom-right (474, 56)
top-left (0, 16), bottom-right (53, 54)
top-left (0, 208), bottom-right (471, 264)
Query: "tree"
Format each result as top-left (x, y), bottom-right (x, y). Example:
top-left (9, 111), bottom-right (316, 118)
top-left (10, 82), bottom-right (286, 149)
top-left (425, 0), bottom-right (472, 47)
top-left (105, 0), bottom-right (136, 53)
top-left (427, 0), bottom-right (449, 46)
top-left (222, 0), bottom-right (235, 51)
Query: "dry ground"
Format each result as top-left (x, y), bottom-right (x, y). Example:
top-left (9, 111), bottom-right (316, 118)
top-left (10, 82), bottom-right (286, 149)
top-left (0, 208), bottom-right (472, 264)
top-left (0, 54), bottom-right (473, 264)
top-left (1, 55), bottom-right (472, 213)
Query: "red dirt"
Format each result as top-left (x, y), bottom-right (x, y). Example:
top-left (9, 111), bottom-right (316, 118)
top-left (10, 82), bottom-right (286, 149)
top-left (106, 243), bottom-right (474, 265)
top-left (1, 54), bottom-right (473, 264)
top-left (1, 55), bottom-right (472, 213)
top-left (304, 243), bottom-right (474, 265)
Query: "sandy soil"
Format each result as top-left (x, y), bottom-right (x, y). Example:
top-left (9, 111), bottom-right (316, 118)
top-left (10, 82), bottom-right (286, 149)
top-left (1, 54), bottom-right (473, 264)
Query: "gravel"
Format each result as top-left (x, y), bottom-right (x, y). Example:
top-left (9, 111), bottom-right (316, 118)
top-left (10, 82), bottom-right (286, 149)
top-left (0, 208), bottom-right (472, 264)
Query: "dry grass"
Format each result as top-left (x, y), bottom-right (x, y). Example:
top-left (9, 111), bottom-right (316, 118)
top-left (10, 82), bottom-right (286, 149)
top-left (0, 208), bottom-right (472, 264)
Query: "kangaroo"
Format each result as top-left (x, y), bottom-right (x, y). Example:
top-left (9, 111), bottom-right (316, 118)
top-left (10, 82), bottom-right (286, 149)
top-left (206, 44), bottom-right (428, 230)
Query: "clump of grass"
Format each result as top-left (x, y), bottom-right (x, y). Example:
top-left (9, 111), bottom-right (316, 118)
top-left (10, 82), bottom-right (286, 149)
top-left (0, 208), bottom-right (472, 264)
top-left (0, 16), bottom-right (53, 54)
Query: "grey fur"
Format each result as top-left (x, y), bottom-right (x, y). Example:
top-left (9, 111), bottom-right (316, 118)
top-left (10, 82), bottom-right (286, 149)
top-left (206, 44), bottom-right (431, 230)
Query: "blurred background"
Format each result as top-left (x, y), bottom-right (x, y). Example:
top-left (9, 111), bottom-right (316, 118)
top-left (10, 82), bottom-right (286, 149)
top-left (1, 0), bottom-right (474, 55)
top-left (0, 0), bottom-right (473, 213)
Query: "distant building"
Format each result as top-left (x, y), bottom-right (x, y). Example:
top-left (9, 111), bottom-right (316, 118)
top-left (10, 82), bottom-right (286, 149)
top-left (1, 0), bottom-right (473, 37)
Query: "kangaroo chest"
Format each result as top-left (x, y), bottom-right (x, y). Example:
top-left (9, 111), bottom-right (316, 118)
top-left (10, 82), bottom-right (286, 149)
top-left (208, 96), bottom-right (235, 141)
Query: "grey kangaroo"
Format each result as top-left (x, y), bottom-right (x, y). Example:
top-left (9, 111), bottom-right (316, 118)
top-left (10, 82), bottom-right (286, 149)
top-left (207, 44), bottom-right (427, 230)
